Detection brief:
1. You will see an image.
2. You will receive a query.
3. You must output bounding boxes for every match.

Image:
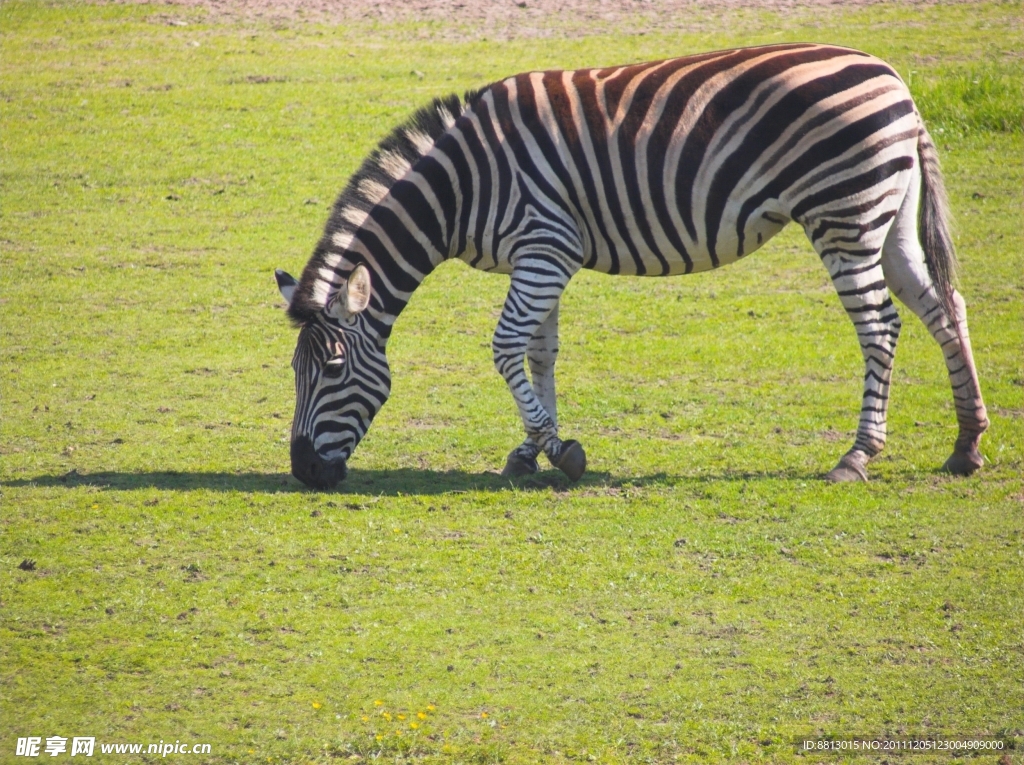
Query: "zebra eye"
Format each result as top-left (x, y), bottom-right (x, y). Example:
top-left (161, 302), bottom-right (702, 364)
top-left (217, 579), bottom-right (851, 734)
top-left (322, 357), bottom-right (345, 378)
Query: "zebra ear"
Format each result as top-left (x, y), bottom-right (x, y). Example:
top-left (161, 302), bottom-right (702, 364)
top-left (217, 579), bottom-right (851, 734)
top-left (275, 269), bottom-right (297, 305)
top-left (345, 264), bottom-right (372, 314)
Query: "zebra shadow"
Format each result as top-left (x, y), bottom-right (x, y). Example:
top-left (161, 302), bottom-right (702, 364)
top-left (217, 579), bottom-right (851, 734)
top-left (3, 468), bottom-right (602, 495)
top-left (5, 466), bottom-right (818, 495)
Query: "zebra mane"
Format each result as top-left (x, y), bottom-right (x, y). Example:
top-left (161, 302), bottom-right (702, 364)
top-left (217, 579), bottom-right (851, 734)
top-left (287, 89), bottom-right (486, 326)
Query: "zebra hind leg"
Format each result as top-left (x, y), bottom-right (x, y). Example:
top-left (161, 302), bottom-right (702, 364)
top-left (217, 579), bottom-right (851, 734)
top-left (880, 178), bottom-right (989, 474)
top-left (819, 250), bottom-right (902, 482)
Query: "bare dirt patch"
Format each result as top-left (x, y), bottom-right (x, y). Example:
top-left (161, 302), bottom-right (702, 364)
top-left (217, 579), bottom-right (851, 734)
top-left (117, 0), bottom-right (968, 38)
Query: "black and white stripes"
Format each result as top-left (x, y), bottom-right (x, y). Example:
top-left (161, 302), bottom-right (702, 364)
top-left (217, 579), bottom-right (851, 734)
top-left (277, 43), bottom-right (988, 488)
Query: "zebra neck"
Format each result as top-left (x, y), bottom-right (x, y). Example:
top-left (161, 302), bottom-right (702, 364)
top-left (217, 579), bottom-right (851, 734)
top-left (311, 105), bottom-right (473, 343)
top-left (365, 139), bottom-right (484, 343)
top-left (340, 198), bottom-right (454, 346)
top-left (366, 260), bottom-right (437, 347)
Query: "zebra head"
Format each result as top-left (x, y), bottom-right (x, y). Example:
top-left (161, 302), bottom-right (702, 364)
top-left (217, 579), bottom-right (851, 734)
top-left (275, 264), bottom-right (391, 489)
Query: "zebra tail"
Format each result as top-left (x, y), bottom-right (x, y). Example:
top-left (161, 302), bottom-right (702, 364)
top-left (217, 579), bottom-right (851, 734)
top-left (916, 117), bottom-right (959, 323)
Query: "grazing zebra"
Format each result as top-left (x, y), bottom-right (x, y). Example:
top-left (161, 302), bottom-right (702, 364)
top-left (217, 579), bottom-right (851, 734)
top-left (275, 43), bottom-right (989, 489)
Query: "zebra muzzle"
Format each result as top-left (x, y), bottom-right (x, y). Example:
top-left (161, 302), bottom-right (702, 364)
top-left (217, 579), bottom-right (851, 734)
top-left (290, 436), bottom-right (348, 489)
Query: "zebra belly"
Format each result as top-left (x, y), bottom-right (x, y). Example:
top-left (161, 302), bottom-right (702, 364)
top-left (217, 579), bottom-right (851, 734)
top-left (578, 198), bottom-right (792, 276)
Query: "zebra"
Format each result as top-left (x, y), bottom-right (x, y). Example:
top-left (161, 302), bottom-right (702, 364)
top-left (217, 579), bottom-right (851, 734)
top-left (275, 42), bottom-right (989, 489)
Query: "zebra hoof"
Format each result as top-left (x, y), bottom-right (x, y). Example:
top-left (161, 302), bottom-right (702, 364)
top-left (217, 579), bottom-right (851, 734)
top-left (501, 451), bottom-right (539, 479)
top-left (825, 451), bottom-right (869, 483)
top-left (553, 440), bottom-right (587, 482)
top-left (943, 448), bottom-right (983, 476)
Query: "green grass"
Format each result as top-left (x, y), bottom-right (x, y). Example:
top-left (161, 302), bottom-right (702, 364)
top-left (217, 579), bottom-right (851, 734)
top-left (912, 65), bottom-right (1022, 135)
top-left (1, 1), bottom-right (1022, 763)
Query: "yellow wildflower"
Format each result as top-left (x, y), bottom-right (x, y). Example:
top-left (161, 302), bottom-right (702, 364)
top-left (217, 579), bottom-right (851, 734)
top-left (397, 714), bottom-right (406, 720)
top-left (410, 722), bottom-right (419, 730)
top-left (361, 716), bottom-right (369, 722)
top-left (480, 712), bottom-right (489, 719)
top-left (382, 712), bottom-right (392, 721)
top-left (417, 712), bottom-right (427, 720)
top-left (312, 701), bottom-right (322, 709)
top-left (427, 704), bottom-right (436, 712)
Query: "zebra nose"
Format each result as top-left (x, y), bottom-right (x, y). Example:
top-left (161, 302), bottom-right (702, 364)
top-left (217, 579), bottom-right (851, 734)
top-left (290, 436), bottom-right (347, 489)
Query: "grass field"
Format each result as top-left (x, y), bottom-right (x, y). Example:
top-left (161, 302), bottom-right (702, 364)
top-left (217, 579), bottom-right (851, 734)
top-left (1, 1), bottom-right (1022, 762)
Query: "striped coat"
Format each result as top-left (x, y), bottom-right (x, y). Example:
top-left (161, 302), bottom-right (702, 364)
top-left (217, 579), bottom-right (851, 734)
top-left (276, 43), bottom-right (988, 488)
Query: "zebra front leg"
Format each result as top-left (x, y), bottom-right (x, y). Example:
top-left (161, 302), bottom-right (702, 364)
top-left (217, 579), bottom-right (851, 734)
top-left (502, 302), bottom-right (560, 478)
top-left (823, 254), bottom-right (902, 482)
top-left (494, 263), bottom-right (585, 481)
